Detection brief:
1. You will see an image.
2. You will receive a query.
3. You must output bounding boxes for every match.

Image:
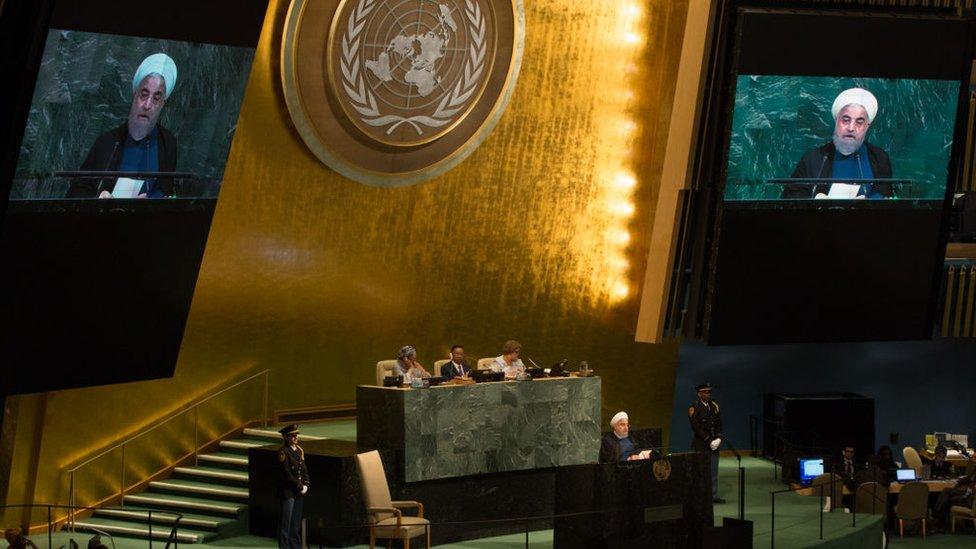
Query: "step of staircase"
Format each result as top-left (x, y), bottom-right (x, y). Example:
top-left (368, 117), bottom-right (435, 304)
top-left (242, 427), bottom-right (328, 442)
top-left (173, 465), bottom-right (248, 486)
top-left (71, 517), bottom-right (217, 543)
top-left (94, 507), bottom-right (235, 531)
top-left (123, 493), bottom-right (245, 517)
top-left (197, 452), bottom-right (248, 470)
top-left (219, 439), bottom-right (273, 455)
top-left (148, 479), bottom-right (249, 501)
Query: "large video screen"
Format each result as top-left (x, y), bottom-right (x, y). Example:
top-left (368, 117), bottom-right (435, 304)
top-left (10, 29), bottom-right (254, 200)
top-left (724, 75), bottom-right (960, 201)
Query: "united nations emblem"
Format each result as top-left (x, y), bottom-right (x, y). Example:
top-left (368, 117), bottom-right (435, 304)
top-left (652, 458), bottom-right (672, 481)
top-left (282, 0), bottom-right (524, 186)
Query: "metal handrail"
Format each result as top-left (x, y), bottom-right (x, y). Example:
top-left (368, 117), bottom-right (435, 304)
top-left (66, 369), bottom-right (271, 528)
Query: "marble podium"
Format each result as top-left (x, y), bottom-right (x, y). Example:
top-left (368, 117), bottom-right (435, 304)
top-left (357, 376), bottom-right (602, 482)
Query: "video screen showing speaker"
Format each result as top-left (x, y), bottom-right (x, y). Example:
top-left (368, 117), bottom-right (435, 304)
top-left (10, 30), bottom-right (253, 201)
top-left (700, 6), bottom-right (974, 344)
top-left (724, 75), bottom-right (960, 202)
top-left (0, 0), bottom-right (267, 394)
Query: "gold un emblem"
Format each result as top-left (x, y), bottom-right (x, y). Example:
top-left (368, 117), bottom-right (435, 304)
top-left (281, 0), bottom-right (524, 186)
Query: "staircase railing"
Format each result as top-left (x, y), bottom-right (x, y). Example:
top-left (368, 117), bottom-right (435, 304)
top-left (65, 369), bottom-right (271, 530)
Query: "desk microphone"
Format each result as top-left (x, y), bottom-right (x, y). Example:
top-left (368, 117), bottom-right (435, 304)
top-left (526, 357), bottom-right (541, 369)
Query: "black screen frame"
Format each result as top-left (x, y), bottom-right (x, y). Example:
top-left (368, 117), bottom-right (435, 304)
top-left (691, 2), bottom-right (976, 345)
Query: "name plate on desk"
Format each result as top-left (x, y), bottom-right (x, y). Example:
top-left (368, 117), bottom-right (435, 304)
top-left (358, 376), bottom-right (602, 482)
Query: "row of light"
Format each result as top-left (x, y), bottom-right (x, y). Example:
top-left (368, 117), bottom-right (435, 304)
top-left (604, 3), bottom-right (644, 303)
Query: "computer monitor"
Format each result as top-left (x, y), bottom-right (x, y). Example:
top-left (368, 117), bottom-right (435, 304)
top-left (896, 469), bottom-right (917, 482)
top-left (799, 457), bottom-right (825, 485)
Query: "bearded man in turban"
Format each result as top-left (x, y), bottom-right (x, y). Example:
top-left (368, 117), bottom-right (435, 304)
top-left (68, 53), bottom-right (179, 199)
top-left (785, 87), bottom-right (892, 199)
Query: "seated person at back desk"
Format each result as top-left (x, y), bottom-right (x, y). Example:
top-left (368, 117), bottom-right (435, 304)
top-left (855, 455), bottom-right (892, 487)
top-left (930, 445), bottom-right (955, 479)
top-left (933, 468), bottom-right (976, 531)
top-left (490, 340), bottom-right (525, 378)
top-left (833, 445), bottom-right (861, 490)
top-left (599, 412), bottom-right (655, 463)
top-left (394, 345), bottom-right (430, 384)
top-left (440, 344), bottom-right (472, 379)
top-left (877, 445), bottom-right (899, 484)
top-left (784, 87), bottom-right (892, 200)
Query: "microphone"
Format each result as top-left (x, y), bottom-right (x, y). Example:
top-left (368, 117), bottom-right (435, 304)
top-left (811, 153), bottom-right (829, 198)
top-left (526, 357), bottom-right (541, 369)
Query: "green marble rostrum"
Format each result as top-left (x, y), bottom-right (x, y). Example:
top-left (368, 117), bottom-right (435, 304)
top-left (14, 30), bottom-right (254, 198)
top-left (402, 377), bottom-right (601, 483)
top-left (725, 75), bottom-right (961, 200)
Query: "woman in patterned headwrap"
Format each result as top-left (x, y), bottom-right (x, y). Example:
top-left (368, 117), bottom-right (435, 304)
top-left (394, 345), bottom-right (430, 383)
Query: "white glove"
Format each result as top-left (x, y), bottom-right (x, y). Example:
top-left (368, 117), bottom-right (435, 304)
top-left (301, 485), bottom-right (308, 495)
top-left (710, 438), bottom-right (721, 451)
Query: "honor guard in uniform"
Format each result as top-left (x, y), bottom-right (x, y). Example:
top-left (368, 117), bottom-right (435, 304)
top-left (277, 424), bottom-right (310, 549)
top-left (689, 383), bottom-right (724, 503)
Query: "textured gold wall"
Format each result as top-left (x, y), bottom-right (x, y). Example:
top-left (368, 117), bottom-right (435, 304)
top-left (3, 0), bottom-right (689, 513)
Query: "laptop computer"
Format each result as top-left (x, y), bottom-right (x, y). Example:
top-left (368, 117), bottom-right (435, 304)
top-left (896, 468), bottom-right (917, 482)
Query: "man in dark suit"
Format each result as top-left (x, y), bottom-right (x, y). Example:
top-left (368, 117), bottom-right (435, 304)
top-left (277, 424), bottom-right (309, 549)
top-left (440, 344), bottom-right (472, 379)
top-left (689, 383), bottom-right (724, 503)
top-left (833, 445), bottom-right (860, 489)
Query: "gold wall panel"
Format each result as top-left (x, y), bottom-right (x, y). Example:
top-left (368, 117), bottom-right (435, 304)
top-left (4, 0), bottom-right (690, 512)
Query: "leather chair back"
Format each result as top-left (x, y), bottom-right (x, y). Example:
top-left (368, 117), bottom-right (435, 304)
top-left (355, 450), bottom-right (394, 524)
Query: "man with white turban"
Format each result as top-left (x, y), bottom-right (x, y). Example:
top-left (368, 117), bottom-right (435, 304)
top-left (68, 53), bottom-right (179, 199)
top-left (599, 411), bottom-right (655, 463)
top-left (785, 87), bottom-right (892, 199)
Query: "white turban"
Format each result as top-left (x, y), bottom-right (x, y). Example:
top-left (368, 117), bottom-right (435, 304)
top-left (610, 411), bottom-right (628, 427)
top-left (132, 53), bottom-right (178, 99)
top-left (831, 88), bottom-right (878, 124)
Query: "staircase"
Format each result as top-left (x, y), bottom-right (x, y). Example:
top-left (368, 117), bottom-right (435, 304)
top-left (71, 428), bottom-right (325, 543)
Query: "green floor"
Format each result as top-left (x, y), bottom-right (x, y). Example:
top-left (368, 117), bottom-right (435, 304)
top-left (27, 420), bottom-right (976, 548)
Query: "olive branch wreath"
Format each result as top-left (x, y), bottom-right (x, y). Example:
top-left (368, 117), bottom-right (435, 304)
top-left (339, 0), bottom-right (487, 136)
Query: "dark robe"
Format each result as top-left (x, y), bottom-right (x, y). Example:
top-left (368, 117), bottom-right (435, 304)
top-left (784, 141), bottom-right (892, 199)
top-left (67, 122), bottom-right (178, 198)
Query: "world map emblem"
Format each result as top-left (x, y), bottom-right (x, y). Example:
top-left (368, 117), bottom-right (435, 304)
top-left (281, 0), bottom-right (524, 186)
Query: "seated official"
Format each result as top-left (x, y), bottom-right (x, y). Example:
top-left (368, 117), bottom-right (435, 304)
top-left (440, 344), bottom-right (472, 379)
top-left (833, 445), bottom-right (861, 490)
top-left (855, 455), bottom-right (891, 488)
top-left (599, 412), bottom-right (655, 463)
top-left (932, 469), bottom-right (976, 530)
top-left (394, 345), bottom-right (430, 383)
top-left (876, 445), bottom-right (899, 484)
top-left (930, 445), bottom-right (954, 479)
top-left (490, 339), bottom-right (525, 378)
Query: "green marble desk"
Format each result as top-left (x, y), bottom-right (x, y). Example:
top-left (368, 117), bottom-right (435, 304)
top-left (357, 376), bottom-right (601, 482)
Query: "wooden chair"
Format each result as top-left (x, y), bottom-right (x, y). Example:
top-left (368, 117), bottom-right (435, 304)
top-left (355, 450), bottom-right (430, 548)
top-left (950, 494), bottom-right (976, 533)
top-left (902, 446), bottom-right (923, 477)
top-left (810, 473), bottom-right (844, 509)
top-left (894, 482), bottom-right (929, 538)
top-left (854, 482), bottom-right (888, 515)
top-left (432, 359), bottom-right (450, 377)
top-left (376, 360), bottom-right (399, 386)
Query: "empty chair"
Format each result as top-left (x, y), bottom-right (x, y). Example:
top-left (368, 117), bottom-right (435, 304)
top-left (476, 357), bottom-right (495, 370)
top-left (950, 495), bottom-right (976, 533)
top-left (433, 359), bottom-right (450, 376)
top-left (376, 360), bottom-right (399, 386)
top-left (356, 450), bottom-right (430, 549)
top-left (894, 482), bottom-right (929, 538)
top-left (902, 446), bottom-right (923, 477)
top-left (810, 473), bottom-right (845, 508)
top-left (854, 482), bottom-right (888, 515)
